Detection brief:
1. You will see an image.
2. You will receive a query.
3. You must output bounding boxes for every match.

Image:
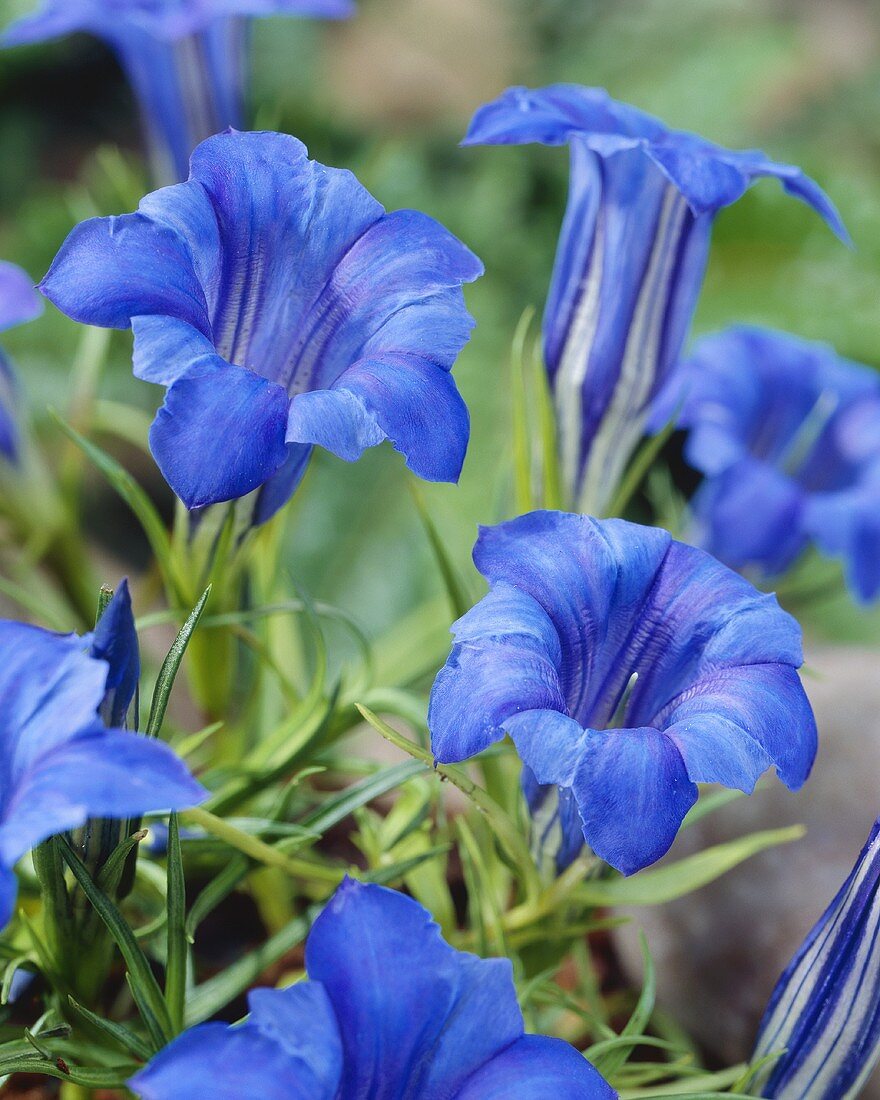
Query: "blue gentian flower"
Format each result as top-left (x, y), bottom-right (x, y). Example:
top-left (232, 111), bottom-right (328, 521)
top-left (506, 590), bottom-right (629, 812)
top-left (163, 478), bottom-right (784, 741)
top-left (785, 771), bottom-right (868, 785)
top-left (429, 511), bottom-right (817, 876)
top-left (130, 877), bottom-right (616, 1099)
top-left (0, 593), bottom-right (207, 927)
top-left (650, 325), bottom-right (880, 603)
top-left (4, 0), bottom-right (354, 184)
top-left (753, 816), bottom-right (880, 1099)
top-left (463, 85), bottom-right (848, 513)
top-left (40, 130), bottom-right (483, 523)
top-left (0, 261), bottom-right (42, 462)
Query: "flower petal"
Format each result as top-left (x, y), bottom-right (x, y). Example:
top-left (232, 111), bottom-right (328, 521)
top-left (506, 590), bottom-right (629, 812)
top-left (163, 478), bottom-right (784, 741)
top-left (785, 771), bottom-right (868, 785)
top-left (506, 710), bottom-right (697, 874)
top-left (0, 622), bottom-right (106, 778)
top-left (455, 1034), bottom-right (617, 1100)
top-left (806, 475), bottom-right (880, 603)
top-left (429, 583), bottom-right (566, 762)
top-left (305, 879), bottom-right (524, 1097)
top-left (149, 360), bottom-right (290, 509)
top-left (571, 726), bottom-right (696, 875)
top-left (287, 353), bottom-right (469, 481)
top-left (90, 579), bottom-right (140, 729)
top-left (691, 459), bottom-right (807, 576)
top-left (0, 728), bottom-right (206, 871)
top-left (131, 315), bottom-right (218, 385)
top-left (0, 262), bottom-right (41, 333)
top-left (246, 983), bottom-right (343, 1098)
top-left (40, 212), bottom-right (211, 335)
top-left (464, 84), bottom-right (845, 237)
top-left (129, 1021), bottom-right (324, 1100)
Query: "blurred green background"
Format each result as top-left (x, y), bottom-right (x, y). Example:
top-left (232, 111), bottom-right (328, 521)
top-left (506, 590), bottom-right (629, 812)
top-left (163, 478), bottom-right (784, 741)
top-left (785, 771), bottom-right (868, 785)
top-left (1, 0), bottom-right (879, 642)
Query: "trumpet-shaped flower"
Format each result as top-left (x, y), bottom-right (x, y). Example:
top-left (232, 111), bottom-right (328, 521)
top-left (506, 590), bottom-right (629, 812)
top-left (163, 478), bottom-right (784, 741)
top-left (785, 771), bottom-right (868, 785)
top-left (0, 261), bottom-right (42, 462)
top-left (40, 130), bottom-right (482, 523)
top-left (0, 594), bottom-right (207, 927)
top-left (650, 326), bottom-right (880, 603)
top-left (130, 878), bottom-right (616, 1099)
top-left (463, 85), bottom-right (847, 514)
top-left (753, 817), bottom-right (880, 1099)
top-left (4, 0), bottom-right (354, 184)
top-left (429, 511), bottom-right (816, 875)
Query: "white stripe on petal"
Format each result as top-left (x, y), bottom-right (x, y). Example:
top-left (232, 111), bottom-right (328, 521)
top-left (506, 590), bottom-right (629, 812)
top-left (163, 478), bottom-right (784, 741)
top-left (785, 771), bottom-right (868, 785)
top-left (577, 185), bottom-right (689, 515)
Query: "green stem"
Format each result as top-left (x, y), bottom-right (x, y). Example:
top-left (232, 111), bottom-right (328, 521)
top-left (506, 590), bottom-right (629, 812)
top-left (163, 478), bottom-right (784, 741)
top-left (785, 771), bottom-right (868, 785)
top-left (181, 807), bottom-right (343, 883)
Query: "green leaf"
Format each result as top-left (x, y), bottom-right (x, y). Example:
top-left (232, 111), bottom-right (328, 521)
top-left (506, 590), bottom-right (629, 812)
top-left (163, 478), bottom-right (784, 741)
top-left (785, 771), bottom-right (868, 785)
top-left (356, 705), bottom-right (541, 902)
top-left (681, 787), bottom-right (745, 830)
top-left (408, 477), bottom-right (473, 619)
top-left (0, 1056), bottom-right (139, 1088)
top-left (95, 829), bottom-right (148, 897)
top-left (510, 307), bottom-right (536, 514)
top-left (185, 856), bottom-right (249, 943)
top-left (186, 908), bottom-right (316, 1026)
top-left (531, 335), bottom-right (563, 510)
top-left (58, 837), bottom-right (173, 1049)
top-left (592, 933), bottom-right (655, 1076)
top-left (164, 814), bottom-right (187, 1034)
top-left (49, 411), bottom-right (186, 601)
top-left (575, 826), bottom-right (805, 907)
top-left (66, 997), bottom-right (152, 1062)
top-left (606, 401), bottom-right (681, 519)
top-left (146, 586), bottom-right (212, 738)
top-left (296, 764), bottom-right (424, 836)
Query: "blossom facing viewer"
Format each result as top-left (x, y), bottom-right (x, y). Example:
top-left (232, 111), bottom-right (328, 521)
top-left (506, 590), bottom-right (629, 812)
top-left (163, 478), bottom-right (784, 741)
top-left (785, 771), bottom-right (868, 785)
top-left (40, 129), bottom-right (483, 525)
top-left (3, 0), bottom-right (354, 184)
top-left (753, 817), bottom-right (880, 1099)
top-left (130, 878), bottom-right (616, 1099)
top-left (429, 511), bottom-right (817, 875)
top-left (0, 586), bottom-right (207, 926)
top-left (0, 261), bottom-right (43, 462)
top-left (463, 85), bottom-right (847, 514)
top-left (651, 325), bottom-right (880, 603)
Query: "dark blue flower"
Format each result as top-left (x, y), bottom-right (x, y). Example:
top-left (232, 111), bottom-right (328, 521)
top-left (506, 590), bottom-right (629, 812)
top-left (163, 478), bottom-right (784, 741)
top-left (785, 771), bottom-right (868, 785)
top-left (0, 601), bottom-right (207, 927)
top-left (40, 130), bottom-right (482, 523)
top-left (429, 511), bottom-right (816, 876)
top-left (0, 261), bottom-right (42, 463)
top-left (753, 816), bottom-right (880, 1099)
top-left (651, 326), bottom-right (880, 603)
top-left (4, 1), bottom-right (354, 184)
top-left (463, 85), bottom-right (847, 514)
top-left (130, 877), bottom-right (616, 1099)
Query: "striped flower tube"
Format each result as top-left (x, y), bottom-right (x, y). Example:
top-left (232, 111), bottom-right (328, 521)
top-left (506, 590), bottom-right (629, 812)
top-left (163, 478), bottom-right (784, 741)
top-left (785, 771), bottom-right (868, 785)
top-left (753, 817), bottom-right (880, 1098)
top-left (3, 0), bottom-right (353, 184)
top-left (463, 85), bottom-right (847, 514)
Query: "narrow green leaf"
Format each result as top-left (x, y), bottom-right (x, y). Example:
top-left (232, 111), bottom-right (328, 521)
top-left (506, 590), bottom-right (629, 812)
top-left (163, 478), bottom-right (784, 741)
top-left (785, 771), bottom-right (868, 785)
top-left (0, 1056), bottom-right (138, 1088)
top-left (95, 829), bottom-right (148, 897)
top-left (575, 826), bottom-right (805, 907)
top-left (357, 705), bottom-right (541, 902)
top-left (408, 478), bottom-right (472, 619)
top-left (606, 402), bottom-right (681, 519)
top-left (165, 814), bottom-right (187, 1034)
top-left (58, 837), bottom-right (173, 1046)
top-left (186, 908), bottom-right (316, 1026)
top-left (66, 997), bottom-right (152, 1062)
top-left (510, 307), bottom-right (536, 514)
top-left (301, 760), bottom-right (424, 835)
top-left (49, 411), bottom-right (185, 601)
top-left (593, 933), bottom-right (655, 1076)
top-left (681, 787), bottom-right (745, 830)
top-left (146, 586), bottom-right (212, 738)
top-left (125, 971), bottom-right (170, 1052)
top-left (531, 337), bottom-right (563, 510)
top-left (185, 856), bottom-right (249, 943)
top-left (180, 807), bottom-right (342, 883)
